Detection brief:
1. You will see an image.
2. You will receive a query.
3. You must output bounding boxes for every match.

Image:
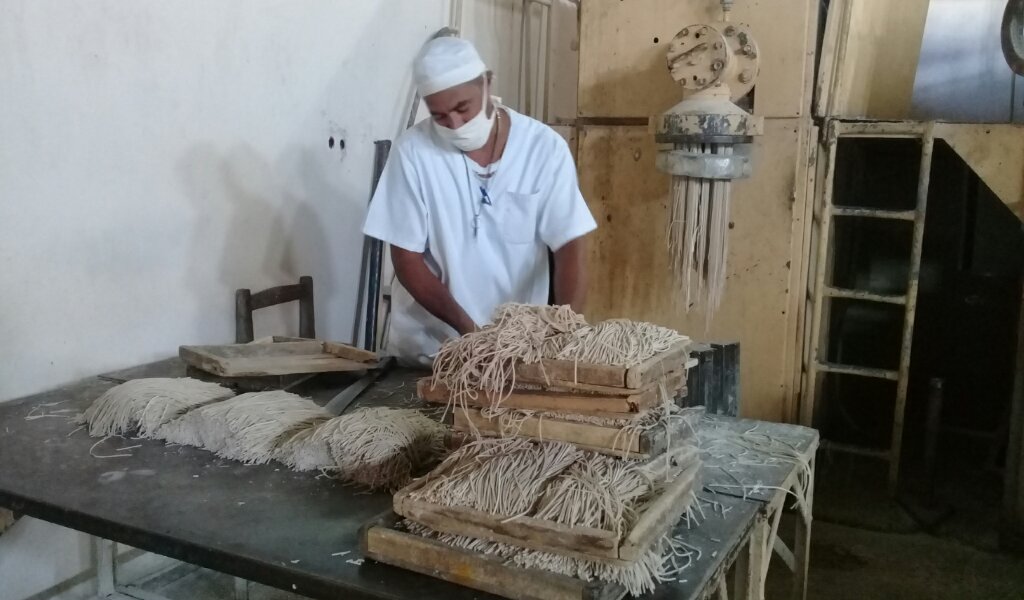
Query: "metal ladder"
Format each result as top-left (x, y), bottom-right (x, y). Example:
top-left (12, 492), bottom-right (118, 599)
top-left (804, 121), bottom-right (935, 493)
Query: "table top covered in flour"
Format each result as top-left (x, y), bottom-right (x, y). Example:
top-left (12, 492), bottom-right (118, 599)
top-left (0, 358), bottom-right (817, 600)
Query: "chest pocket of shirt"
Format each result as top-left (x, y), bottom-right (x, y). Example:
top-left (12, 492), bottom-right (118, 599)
top-left (499, 191), bottom-right (541, 244)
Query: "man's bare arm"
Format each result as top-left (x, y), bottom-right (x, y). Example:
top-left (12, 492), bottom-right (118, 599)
top-left (552, 237), bottom-right (588, 312)
top-left (391, 246), bottom-right (476, 335)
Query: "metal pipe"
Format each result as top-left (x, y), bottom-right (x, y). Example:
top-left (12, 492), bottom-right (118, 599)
top-left (521, 0), bottom-right (532, 116)
top-left (364, 140), bottom-right (392, 351)
top-left (542, 1), bottom-right (553, 122)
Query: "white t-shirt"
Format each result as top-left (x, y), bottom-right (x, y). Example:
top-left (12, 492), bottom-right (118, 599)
top-left (362, 107), bottom-right (597, 365)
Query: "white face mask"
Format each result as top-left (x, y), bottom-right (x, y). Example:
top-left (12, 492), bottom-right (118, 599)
top-left (433, 82), bottom-right (495, 152)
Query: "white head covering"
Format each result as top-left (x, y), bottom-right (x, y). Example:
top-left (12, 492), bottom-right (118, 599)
top-left (413, 37), bottom-right (487, 97)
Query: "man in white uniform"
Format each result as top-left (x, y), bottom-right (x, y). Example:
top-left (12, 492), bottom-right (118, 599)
top-left (363, 37), bottom-right (597, 366)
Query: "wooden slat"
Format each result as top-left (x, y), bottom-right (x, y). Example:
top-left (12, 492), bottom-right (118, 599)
top-left (179, 342), bottom-right (372, 377)
top-left (625, 342), bottom-right (690, 388)
top-left (249, 282), bottom-right (303, 310)
top-left (417, 374), bottom-right (684, 416)
top-left (831, 207), bottom-right (917, 221)
top-left (393, 446), bottom-right (703, 564)
top-left (516, 359), bottom-right (626, 388)
top-left (0, 508), bottom-right (15, 536)
top-left (619, 459), bottom-right (699, 561)
top-left (452, 408), bottom-right (693, 459)
top-left (200, 341), bottom-right (324, 358)
top-left (454, 407), bottom-right (642, 455)
top-left (815, 361), bottom-right (898, 381)
top-left (512, 375), bottom-right (681, 397)
top-left (394, 491), bottom-right (623, 563)
top-left (362, 515), bottom-right (626, 600)
top-left (823, 286), bottom-right (907, 305)
top-left (515, 342), bottom-right (690, 390)
top-left (322, 341), bottom-right (379, 363)
top-left (819, 439), bottom-right (890, 460)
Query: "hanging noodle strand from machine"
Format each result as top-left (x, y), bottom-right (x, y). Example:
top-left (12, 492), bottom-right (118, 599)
top-left (652, 0), bottom-right (763, 321)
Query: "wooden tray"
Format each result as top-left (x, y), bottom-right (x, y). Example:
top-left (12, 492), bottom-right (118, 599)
top-left (417, 372), bottom-right (686, 417)
top-left (361, 512), bottom-right (627, 600)
top-left (451, 407), bottom-right (693, 459)
top-left (179, 339), bottom-right (377, 377)
top-left (393, 450), bottom-right (700, 564)
top-left (514, 341), bottom-right (690, 390)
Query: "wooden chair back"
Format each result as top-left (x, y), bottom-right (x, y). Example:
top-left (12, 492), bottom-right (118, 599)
top-left (235, 276), bottom-right (315, 343)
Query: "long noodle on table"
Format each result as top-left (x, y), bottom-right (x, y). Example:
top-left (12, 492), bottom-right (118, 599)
top-left (79, 378), bottom-right (234, 438)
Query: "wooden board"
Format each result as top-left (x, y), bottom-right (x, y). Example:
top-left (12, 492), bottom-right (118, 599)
top-left (179, 340), bottom-right (376, 377)
top-left (936, 123), bottom-right (1024, 222)
top-left (515, 341), bottom-right (690, 390)
top-left (814, 0), bottom-right (929, 120)
top-left (577, 0), bottom-right (818, 119)
top-left (577, 120), bottom-right (810, 422)
top-left (361, 513), bottom-right (626, 600)
top-left (393, 451), bottom-right (699, 563)
top-left (620, 463), bottom-right (700, 561)
top-left (451, 407), bottom-right (693, 458)
top-left (251, 337), bottom-right (379, 363)
top-left (417, 373), bottom-right (685, 416)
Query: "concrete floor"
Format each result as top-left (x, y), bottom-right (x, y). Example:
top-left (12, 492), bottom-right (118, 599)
top-left (762, 516), bottom-right (1024, 600)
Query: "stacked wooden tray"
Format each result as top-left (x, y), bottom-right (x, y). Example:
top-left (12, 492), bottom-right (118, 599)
top-left (392, 447), bottom-right (700, 564)
top-left (419, 340), bottom-right (691, 459)
top-left (179, 337), bottom-right (377, 377)
top-left (364, 341), bottom-right (700, 600)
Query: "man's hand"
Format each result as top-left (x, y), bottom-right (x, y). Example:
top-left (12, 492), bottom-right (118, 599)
top-left (553, 237), bottom-right (588, 312)
top-left (391, 246), bottom-right (477, 336)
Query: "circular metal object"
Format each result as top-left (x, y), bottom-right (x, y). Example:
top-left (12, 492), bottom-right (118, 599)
top-left (666, 22), bottom-right (760, 100)
top-left (666, 24), bottom-right (729, 90)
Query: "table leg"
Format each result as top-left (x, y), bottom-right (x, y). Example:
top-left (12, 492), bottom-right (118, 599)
top-left (234, 577), bottom-right (250, 600)
top-left (717, 573), bottom-right (731, 600)
top-left (0, 508), bottom-right (15, 536)
top-left (734, 511), bottom-right (768, 600)
top-left (96, 537), bottom-right (117, 597)
top-left (793, 456), bottom-right (815, 600)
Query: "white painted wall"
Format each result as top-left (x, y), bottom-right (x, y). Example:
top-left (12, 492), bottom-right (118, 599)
top-left (0, 1), bottom-right (491, 598)
top-left (0, 0), bottom-right (454, 405)
top-left (0, 1), bottom-right (580, 598)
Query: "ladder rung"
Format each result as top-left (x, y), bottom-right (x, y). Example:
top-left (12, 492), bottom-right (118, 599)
top-left (832, 207), bottom-right (917, 221)
top-left (816, 362), bottom-right (899, 381)
top-left (820, 440), bottom-right (891, 460)
top-left (824, 286), bottom-right (907, 305)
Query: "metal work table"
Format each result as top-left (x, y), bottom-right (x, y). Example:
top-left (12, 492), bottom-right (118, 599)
top-left (0, 358), bottom-right (817, 600)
